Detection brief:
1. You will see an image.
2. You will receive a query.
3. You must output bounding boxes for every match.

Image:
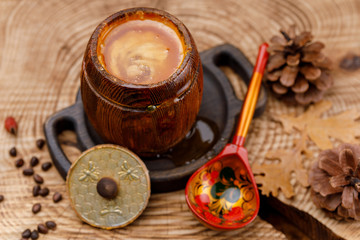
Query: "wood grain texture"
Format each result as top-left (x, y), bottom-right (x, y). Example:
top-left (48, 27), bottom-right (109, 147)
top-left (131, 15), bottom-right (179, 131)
top-left (0, 0), bottom-right (285, 239)
top-left (0, 0), bottom-right (360, 239)
top-left (80, 9), bottom-right (202, 156)
top-left (81, 7), bottom-right (203, 155)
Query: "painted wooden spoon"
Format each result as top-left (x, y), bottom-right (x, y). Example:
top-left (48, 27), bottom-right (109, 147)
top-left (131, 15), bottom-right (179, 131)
top-left (185, 43), bottom-right (269, 230)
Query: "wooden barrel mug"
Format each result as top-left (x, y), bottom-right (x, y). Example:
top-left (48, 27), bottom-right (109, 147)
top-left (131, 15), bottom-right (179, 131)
top-left (81, 7), bottom-right (203, 156)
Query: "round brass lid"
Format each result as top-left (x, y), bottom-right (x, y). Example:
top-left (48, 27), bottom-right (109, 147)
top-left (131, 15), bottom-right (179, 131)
top-left (66, 144), bottom-right (150, 229)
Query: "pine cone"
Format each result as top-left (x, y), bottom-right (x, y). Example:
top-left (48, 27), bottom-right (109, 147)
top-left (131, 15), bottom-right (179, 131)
top-left (266, 25), bottom-right (333, 105)
top-left (309, 143), bottom-right (360, 220)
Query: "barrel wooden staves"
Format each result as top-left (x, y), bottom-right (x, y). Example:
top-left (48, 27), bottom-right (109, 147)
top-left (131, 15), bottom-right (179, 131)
top-left (81, 7), bottom-right (203, 156)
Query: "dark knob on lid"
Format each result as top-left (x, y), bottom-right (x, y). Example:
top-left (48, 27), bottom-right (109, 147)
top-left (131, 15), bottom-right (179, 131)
top-left (97, 177), bottom-right (118, 199)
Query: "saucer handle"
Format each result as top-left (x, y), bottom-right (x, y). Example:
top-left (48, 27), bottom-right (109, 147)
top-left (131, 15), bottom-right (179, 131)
top-left (43, 96), bottom-right (96, 179)
top-left (200, 44), bottom-right (267, 118)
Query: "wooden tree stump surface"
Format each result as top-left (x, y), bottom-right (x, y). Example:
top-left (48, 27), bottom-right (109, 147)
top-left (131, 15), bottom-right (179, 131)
top-left (1, 0), bottom-right (360, 239)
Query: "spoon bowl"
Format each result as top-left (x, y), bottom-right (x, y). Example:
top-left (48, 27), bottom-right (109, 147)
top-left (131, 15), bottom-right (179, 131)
top-left (185, 144), bottom-right (259, 230)
top-left (185, 43), bottom-right (269, 230)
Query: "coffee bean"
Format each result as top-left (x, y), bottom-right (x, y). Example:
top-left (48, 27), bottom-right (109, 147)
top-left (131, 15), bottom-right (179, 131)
top-left (53, 192), bottom-right (62, 203)
top-left (30, 230), bottom-right (39, 239)
top-left (9, 147), bottom-right (17, 157)
top-left (22, 229), bottom-right (31, 238)
top-left (36, 139), bottom-right (45, 150)
top-left (45, 221), bottom-right (56, 230)
top-left (30, 157), bottom-right (39, 167)
top-left (32, 203), bottom-right (41, 214)
top-left (39, 187), bottom-right (49, 197)
top-left (23, 168), bottom-right (34, 176)
top-left (37, 224), bottom-right (48, 234)
top-left (33, 185), bottom-right (41, 197)
top-left (15, 158), bottom-right (24, 168)
top-left (0, 195), bottom-right (4, 202)
top-left (33, 174), bottom-right (44, 184)
top-left (41, 162), bottom-right (52, 171)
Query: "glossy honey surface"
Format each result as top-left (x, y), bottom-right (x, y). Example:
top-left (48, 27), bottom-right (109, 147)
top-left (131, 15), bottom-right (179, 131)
top-left (99, 19), bottom-right (184, 85)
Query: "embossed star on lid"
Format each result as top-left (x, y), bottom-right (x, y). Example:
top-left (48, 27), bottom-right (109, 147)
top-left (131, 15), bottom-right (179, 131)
top-left (66, 144), bottom-right (150, 229)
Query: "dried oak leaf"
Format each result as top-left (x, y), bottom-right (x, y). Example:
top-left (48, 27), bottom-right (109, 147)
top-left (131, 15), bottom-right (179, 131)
top-left (273, 101), bottom-right (360, 150)
top-left (253, 132), bottom-right (311, 198)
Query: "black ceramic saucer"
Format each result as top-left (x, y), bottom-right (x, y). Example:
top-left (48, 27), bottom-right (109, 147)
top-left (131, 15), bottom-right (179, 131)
top-left (44, 44), bottom-right (267, 193)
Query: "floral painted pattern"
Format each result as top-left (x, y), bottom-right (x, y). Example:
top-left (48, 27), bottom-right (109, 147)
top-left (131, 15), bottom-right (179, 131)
top-left (189, 157), bottom-right (257, 227)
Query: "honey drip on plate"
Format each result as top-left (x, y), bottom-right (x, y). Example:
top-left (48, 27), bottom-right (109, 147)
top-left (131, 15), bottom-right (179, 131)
top-left (143, 117), bottom-right (220, 170)
top-left (100, 19), bottom-right (184, 84)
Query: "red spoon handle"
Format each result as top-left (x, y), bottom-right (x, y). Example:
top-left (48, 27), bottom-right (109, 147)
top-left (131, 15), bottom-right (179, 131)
top-left (233, 43), bottom-right (269, 147)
